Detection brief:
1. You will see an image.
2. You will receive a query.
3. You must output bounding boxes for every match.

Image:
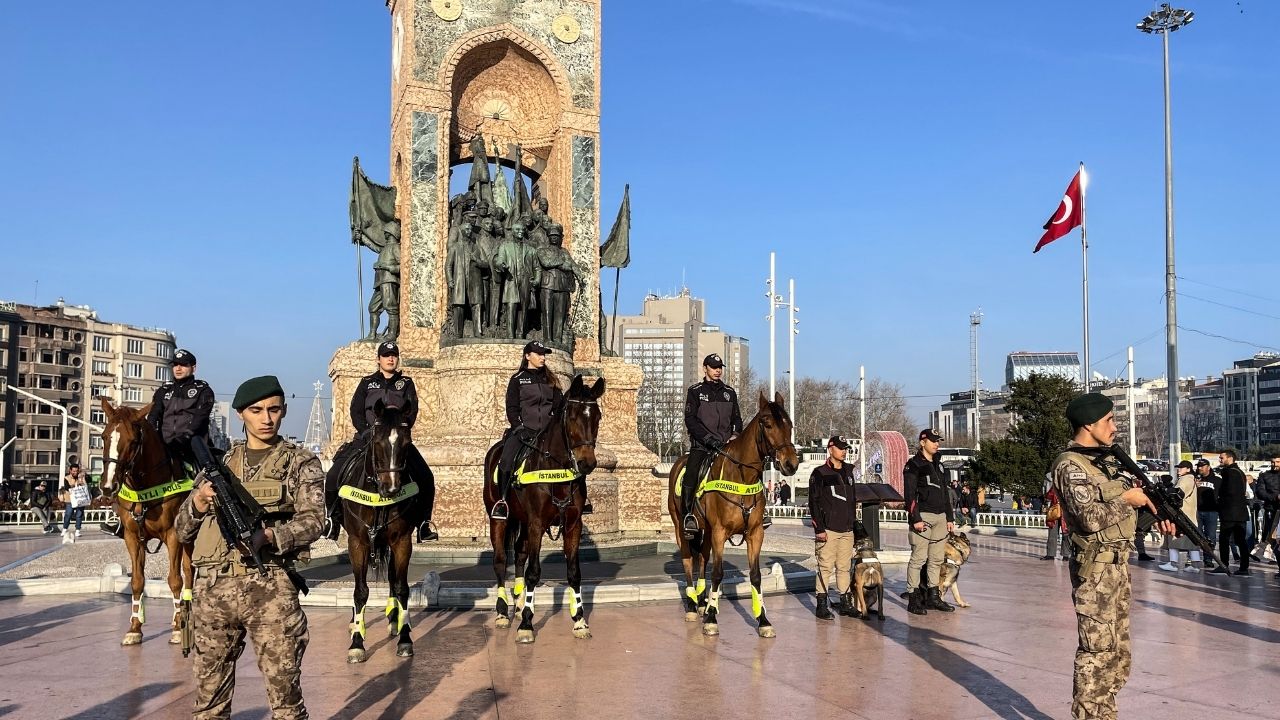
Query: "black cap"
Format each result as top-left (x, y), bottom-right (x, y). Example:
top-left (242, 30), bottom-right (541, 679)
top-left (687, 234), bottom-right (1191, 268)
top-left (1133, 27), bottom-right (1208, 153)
top-left (232, 375), bottom-right (285, 411)
top-left (703, 353), bottom-right (724, 368)
top-left (1195, 458), bottom-right (1211, 467)
top-left (36, 481), bottom-right (47, 488)
top-left (1176, 460), bottom-right (1193, 469)
top-left (1065, 392), bottom-right (1113, 427)
top-left (377, 341), bottom-right (400, 357)
top-left (828, 435), bottom-right (851, 450)
top-left (523, 341), bottom-right (551, 355)
top-left (171, 349), bottom-right (196, 366)
top-left (919, 428), bottom-right (944, 442)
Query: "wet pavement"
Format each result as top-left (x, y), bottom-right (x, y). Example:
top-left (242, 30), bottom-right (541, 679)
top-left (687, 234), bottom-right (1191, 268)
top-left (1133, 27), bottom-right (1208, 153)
top-left (1, 532), bottom-right (1278, 719)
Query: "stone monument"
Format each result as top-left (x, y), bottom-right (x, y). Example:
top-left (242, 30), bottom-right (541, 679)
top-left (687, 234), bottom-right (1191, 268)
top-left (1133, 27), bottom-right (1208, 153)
top-left (329, 0), bottom-right (660, 541)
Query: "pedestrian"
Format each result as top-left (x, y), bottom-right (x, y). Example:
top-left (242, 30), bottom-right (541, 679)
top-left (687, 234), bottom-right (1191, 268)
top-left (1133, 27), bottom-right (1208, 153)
top-left (1252, 455), bottom-right (1280, 564)
top-left (28, 480), bottom-right (56, 533)
top-left (1042, 486), bottom-right (1069, 561)
top-left (60, 463), bottom-right (89, 543)
top-left (1194, 458), bottom-right (1220, 555)
top-left (778, 479), bottom-right (792, 507)
top-left (1211, 449), bottom-right (1250, 576)
top-left (324, 340), bottom-right (437, 540)
top-left (677, 353), bottom-right (743, 539)
top-left (1159, 461), bottom-right (1202, 572)
top-left (902, 428), bottom-right (955, 616)
top-left (175, 376), bottom-right (324, 720)
top-left (808, 436), bottom-right (858, 619)
top-left (1051, 392), bottom-right (1176, 720)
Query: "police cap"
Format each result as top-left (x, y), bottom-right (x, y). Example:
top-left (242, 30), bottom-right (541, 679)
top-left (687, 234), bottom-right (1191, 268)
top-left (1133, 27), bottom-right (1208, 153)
top-left (377, 341), bottom-right (400, 357)
top-left (703, 354), bottom-right (724, 369)
top-left (523, 340), bottom-right (551, 355)
top-left (1065, 392), bottom-right (1113, 427)
top-left (232, 375), bottom-right (285, 411)
top-left (171, 349), bottom-right (197, 366)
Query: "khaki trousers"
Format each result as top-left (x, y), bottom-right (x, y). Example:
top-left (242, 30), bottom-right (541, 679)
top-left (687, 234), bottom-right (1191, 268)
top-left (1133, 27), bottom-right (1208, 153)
top-left (815, 530), bottom-right (854, 595)
top-left (906, 511), bottom-right (948, 591)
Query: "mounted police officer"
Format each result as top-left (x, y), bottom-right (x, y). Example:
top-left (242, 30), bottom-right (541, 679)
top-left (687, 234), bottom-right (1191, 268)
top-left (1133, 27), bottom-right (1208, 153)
top-left (680, 353), bottom-right (743, 539)
top-left (175, 375), bottom-right (324, 720)
top-left (324, 341), bottom-right (437, 542)
top-left (147, 348), bottom-right (217, 478)
top-left (1051, 392), bottom-right (1175, 720)
top-left (491, 341), bottom-right (591, 519)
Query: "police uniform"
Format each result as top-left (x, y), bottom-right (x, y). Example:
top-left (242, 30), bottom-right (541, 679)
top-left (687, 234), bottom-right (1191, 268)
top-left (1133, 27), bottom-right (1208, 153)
top-left (147, 348), bottom-right (216, 473)
top-left (808, 436), bottom-right (858, 618)
top-left (492, 341), bottom-right (565, 519)
top-left (902, 428), bottom-right (955, 615)
top-left (325, 341), bottom-right (436, 542)
top-left (1051, 393), bottom-right (1136, 720)
top-left (679, 354), bottom-right (743, 535)
top-left (175, 376), bottom-right (324, 720)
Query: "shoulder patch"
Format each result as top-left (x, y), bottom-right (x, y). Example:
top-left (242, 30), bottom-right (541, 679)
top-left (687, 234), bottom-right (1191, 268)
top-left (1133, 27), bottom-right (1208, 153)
top-left (1071, 484), bottom-right (1096, 504)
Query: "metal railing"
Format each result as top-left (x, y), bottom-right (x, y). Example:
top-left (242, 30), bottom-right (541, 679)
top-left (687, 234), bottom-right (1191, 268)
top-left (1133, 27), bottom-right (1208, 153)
top-left (765, 505), bottom-right (1052, 529)
top-left (1, 508), bottom-right (115, 525)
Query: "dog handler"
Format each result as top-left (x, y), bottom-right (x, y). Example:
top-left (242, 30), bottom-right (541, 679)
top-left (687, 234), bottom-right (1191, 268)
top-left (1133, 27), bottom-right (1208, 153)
top-left (902, 428), bottom-right (955, 615)
top-left (808, 435), bottom-right (859, 619)
top-left (1051, 392), bottom-right (1175, 720)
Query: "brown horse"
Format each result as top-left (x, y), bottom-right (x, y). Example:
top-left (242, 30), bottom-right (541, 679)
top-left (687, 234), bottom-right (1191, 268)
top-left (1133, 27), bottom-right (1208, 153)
top-left (483, 374), bottom-right (605, 643)
top-left (667, 391), bottom-right (798, 638)
top-left (336, 400), bottom-right (425, 663)
top-left (98, 398), bottom-right (194, 647)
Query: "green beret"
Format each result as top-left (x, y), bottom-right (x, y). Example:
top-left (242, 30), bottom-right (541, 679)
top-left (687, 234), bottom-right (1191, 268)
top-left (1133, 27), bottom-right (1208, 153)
top-left (1066, 392), bottom-right (1113, 427)
top-left (232, 375), bottom-right (285, 411)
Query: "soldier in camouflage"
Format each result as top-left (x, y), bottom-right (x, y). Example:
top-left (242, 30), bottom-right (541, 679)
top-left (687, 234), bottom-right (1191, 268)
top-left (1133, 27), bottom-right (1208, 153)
top-left (1051, 392), bottom-right (1176, 720)
top-left (175, 376), bottom-right (325, 720)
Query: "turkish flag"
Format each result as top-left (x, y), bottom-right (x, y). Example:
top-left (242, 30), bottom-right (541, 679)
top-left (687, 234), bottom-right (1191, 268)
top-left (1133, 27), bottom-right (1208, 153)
top-left (1033, 170), bottom-right (1084, 253)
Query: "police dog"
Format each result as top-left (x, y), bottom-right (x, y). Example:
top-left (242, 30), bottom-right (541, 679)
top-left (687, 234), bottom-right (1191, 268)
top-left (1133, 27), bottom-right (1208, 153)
top-left (935, 532), bottom-right (973, 608)
top-left (847, 537), bottom-right (884, 620)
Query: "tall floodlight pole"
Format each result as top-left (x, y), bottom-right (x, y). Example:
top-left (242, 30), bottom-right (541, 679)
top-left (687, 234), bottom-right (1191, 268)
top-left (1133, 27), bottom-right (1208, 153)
top-left (970, 310), bottom-right (983, 451)
top-left (1138, 3), bottom-right (1193, 463)
top-left (788, 278), bottom-right (798, 444)
top-left (859, 365), bottom-right (866, 480)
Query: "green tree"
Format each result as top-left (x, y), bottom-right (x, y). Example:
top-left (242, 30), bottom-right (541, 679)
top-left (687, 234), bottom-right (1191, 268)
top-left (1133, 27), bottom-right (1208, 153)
top-left (971, 373), bottom-right (1077, 498)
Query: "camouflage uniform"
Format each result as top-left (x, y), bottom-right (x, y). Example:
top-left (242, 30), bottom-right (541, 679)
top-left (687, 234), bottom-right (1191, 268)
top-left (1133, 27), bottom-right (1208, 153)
top-left (175, 438), bottom-right (325, 720)
top-left (1051, 442), bottom-right (1137, 720)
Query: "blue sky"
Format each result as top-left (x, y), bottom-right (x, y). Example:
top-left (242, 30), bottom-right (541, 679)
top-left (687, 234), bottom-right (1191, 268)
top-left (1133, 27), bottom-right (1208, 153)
top-left (2, 1), bottom-right (1276, 437)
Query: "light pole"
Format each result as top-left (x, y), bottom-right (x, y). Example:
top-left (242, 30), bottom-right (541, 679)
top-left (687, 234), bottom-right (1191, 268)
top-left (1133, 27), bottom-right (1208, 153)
top-left (765, 253), bottom-right (778, 403)
top-left (1138, 3), bottom-right (1193, 463)
top-left (970, 310), bottom-right (982, 451)
top-left (788, 278), bottom-right (798, 444)
top-left (858, 365), bottom-right (866, 481)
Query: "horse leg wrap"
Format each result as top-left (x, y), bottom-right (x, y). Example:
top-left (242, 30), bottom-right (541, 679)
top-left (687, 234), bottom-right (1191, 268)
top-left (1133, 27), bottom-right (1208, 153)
top-left (567, 588), bottom-right (581, 620)
top-left (751, 586), bottom-right (765, 619)
top-left (350, 606), bottom-right (367, 638)
top-left (695, 578), bottom-right (707, 601)
top-left (181, 587), bottom-right (192, 602)
top-left (685, 586), bottom-right (699, 603)
top-left (513, 578), bottom-right (526, 609)
top-left (131, 596), bottom-right (145, 624)
top-left (385, 595), bottom-right (397, 619)
top-left (497, 585), bottom-right (511, 615)
top-left (706, 590), bottom-right (720, 614)
top-left (392, 598), bottom-right (409, 633)
top-left (524, 586), bottom-right (536, 616)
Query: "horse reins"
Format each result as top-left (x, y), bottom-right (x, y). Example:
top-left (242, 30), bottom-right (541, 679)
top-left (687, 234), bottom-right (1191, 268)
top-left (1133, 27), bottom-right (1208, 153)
top-left (343, 425), bottom-right (413, 551)
top-left (704, 412), bottom-right (789, 543)
top-left (105, 421), bottom-right (184, 554)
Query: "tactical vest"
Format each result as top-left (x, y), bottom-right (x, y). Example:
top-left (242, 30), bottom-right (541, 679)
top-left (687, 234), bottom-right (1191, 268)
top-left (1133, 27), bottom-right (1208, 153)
top-left (1055, 449), bottom-right (1137, 578)
top-left (191, 440), bottom-right (310, 571)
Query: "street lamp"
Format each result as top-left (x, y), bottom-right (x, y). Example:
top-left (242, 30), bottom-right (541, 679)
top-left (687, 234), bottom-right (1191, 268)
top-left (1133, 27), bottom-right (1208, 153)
top-left (1138, 3), bottom-right (1193, 464)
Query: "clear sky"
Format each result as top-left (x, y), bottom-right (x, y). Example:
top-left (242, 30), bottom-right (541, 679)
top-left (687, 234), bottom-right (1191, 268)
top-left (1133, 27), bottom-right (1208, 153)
top-left (2, 1), bottom-right (1276, 438)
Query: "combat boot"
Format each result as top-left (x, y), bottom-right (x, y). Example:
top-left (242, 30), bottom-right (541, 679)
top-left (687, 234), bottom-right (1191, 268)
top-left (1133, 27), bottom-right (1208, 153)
top-left (906, 588), bottom-right (927, 616)
top-left (836, 593), bottom-right (859, 617)
top-left (926, 587), bottom-right (955, 612)
top-left (815, 595), bottom-right (834, 620)
top-left (416, 520), bottom-right (439, 543)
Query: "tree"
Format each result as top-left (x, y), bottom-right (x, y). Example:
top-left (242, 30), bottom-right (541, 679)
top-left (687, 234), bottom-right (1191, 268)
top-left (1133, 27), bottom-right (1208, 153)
top-left (1181, 403), bottom-right (1223, 454)
top-left (972, 372), bottom-right (1076, 498)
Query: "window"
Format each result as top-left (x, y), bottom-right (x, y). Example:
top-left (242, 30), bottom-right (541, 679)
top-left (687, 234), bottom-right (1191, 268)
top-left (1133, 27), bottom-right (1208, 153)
top-left (90, 408), bottom-right (106, 424)
top-left (89, 435), bottom-right (104, 449)
top-left (156, 344), bottom-right (172, 360)
top-left (91, 384), bottom-right (107, 397)
top-left (18, 348), bottom-right (27, 362)
top-left (19, 324), bottom-right (28, 336)
top-left (38, 376), bottom-right (54, 389)
top-left (127, 338), bottom-right (144, 355)
top-left (155, 365), bottom-right (170, 381)
top-left (36, 451), bottom-right (52, 465)
top-left (92, 360), bottom-right (110, 375)
top-left (125, 362), bottom-right (143, 379)
top-left (93, 336), bottom-right (110, 352)
top-left (124, 387), bottom-right (143, 403)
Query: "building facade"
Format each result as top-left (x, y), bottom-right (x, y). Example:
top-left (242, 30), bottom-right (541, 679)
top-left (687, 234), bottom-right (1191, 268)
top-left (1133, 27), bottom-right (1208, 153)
top-left (613, 289), bottom-right (749, 459)
top-left (929, 390), bottom-right (1011, 446)
top-left (1222, 353), bottom-right (1278, 450)
top-left (1005, 351), bottom-right (1081, 389)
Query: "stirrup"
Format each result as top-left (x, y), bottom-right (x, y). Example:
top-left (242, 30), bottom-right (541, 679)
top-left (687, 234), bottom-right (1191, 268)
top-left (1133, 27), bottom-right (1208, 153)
top-left (682, 513), bottom-right (700, 537)
top-left (761, 514), bottom-right (773, 530)
top-left (417, 521), bottom-right (439, 542)
top-left (491, 500), bottom-right (510, 520)
top-left (581, 501), bottom-right (594, 515)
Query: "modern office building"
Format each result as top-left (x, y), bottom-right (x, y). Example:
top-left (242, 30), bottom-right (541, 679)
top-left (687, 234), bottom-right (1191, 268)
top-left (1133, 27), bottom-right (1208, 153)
top-left (929, 390), bottom-right (1011, 445)
top-left (1223, 353), bottom-right (1279, 450)
top-left (1004, 351), bottom-right (1081, 389)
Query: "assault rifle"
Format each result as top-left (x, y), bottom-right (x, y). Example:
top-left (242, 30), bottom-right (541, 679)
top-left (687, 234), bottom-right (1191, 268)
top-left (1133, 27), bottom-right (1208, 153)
top-left (1108, 444), bottom-right (1225, 569)
top-left (205, 464), bottom-right (309, 595)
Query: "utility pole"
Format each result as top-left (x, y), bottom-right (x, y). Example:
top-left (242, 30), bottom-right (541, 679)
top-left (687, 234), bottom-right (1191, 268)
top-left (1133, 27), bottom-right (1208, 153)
top-left (970, 310), bottom-right (983, 451)
top-left (788, 278), bottom-right (798, 444)
top-left (859, 365), bottom-right (866, 480)
top-left (765, 253), bottom-right (777, 403)
top-left (1127, 347), bottom-right (1138, 458)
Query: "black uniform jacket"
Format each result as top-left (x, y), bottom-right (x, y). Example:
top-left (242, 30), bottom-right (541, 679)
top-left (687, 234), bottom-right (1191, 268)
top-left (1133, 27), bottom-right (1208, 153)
top-left (684, 380), bottom-right (743, 448)
top-left (902, 452), bottom-right (954, 525)
top-left (505, 369), bottom-right (562, 432)
top-left (350, 371), bottom-right (419, 433)
top-left (808, 460), bottom-right (857, 534)
top-left (147, 376), bottom-right (214, 444)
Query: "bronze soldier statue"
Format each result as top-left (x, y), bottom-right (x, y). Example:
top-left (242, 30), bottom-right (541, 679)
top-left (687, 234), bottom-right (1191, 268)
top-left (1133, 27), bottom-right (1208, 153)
top-left (446, 209), bottom-right (485, 338)
top-left (367, 223), bottom-right (401, 341)
top-left (536, 223), bottom-right (583, 346)
top-left (493, 221), bottom-right (538, 339)
top-left (469, 132), bottom-right (492, 206)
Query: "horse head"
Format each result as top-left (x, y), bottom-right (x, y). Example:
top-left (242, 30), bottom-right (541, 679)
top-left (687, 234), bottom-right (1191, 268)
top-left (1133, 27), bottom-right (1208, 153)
top-left (758, 391), bottom-right (799, 476)
top-left (562, 374), bottom-right (606, 475)
top-left (99, 397), bottom-right (156, 493)
top-left (368, 399), bottom-right (410, 498)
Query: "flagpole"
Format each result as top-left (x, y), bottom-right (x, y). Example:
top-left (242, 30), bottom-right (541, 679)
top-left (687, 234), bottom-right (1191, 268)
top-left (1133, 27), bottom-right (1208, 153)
top-left (1079, 162), bottom-right (1090, 388)
top-left (610, 267), bottom-right (621, 353)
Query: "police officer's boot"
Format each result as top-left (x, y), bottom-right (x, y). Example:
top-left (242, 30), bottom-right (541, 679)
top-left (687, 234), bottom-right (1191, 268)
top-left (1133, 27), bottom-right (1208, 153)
top-left (815, 595), bottom-right (834, 620)
top-left (926, 587), bottom-right (955, 612)
top-left (416, 520), bottom-right (439, 543)
top-left (837, 592), bottom-right (859, 617)
top-left (906, 588), bottom-right (928, 616)
top-left (323, 491), bottom-right (342, 542)
top-left (99, 512), bottom-right (124, 539)
top-left (491, 475), bottom-right (513, 521)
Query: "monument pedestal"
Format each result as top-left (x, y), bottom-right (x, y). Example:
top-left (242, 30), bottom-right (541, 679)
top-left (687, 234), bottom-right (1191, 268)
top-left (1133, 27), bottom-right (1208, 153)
top-left (327, 342), bottom-right (659, 542)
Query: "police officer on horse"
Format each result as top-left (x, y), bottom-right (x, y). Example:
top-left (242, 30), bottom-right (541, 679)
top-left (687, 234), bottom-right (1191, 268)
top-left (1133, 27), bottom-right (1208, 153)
top-left (491, 341), bottom-right (593, 519)
top-left (680, 353), bottom-right (743, 539)
top-left (325, 341), bottom-right (437, 542)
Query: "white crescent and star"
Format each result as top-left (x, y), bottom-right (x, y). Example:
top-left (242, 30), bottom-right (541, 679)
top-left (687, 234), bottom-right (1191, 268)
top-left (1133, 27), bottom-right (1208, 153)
top-left (1051, 195), bottom-right (1073, 225)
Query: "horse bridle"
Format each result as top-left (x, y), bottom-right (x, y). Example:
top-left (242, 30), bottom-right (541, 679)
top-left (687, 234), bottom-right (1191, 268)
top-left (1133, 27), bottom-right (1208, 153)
top-left (558, 397), bottom-right (600, 476)
top-left (103, 418), bottom-right (180, 553)
top-left (344, 422), bottom-right (412, 547)
top-left (714, 414), bottom-right (784, 473)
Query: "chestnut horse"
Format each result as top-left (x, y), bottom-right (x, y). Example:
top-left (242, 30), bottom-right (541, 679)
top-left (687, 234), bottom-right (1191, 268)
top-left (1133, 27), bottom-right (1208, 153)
top-left (667, 391), bottom-right (798, 638)
top-left (483, 374), bottom-right (605, 644)
top-left (98, 398), bottom-right (194, 647)
top-left (335, 401), bottom-right (425, 663)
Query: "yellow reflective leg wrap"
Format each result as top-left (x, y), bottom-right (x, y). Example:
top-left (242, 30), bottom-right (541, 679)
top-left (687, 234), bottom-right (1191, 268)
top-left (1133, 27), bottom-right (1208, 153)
top-left (181, 587), bottom-right (193, 602)
top-left (351, 606), bottom-right (367, 637)
top-left (497, 586), bottom-right (511, 604)
top-left (513, 578), bottom-right (526, 597)
top-left (392, 598), bottom-right (409, 633)
top-left (567, 588), bottom-right (580, 617)
top-left (685, 586), bottom-right (699, 602)
top-left (385, 596), bottom-right (397, 618)
top-left (751, 587), bottom-right (764, 619)
top-left (695, 579), bottom-right (706, 596)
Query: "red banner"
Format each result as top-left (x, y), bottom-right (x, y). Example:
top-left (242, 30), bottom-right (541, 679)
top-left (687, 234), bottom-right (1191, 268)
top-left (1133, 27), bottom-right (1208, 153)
top-left (1034, 170), bottom-right (1083, 253)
